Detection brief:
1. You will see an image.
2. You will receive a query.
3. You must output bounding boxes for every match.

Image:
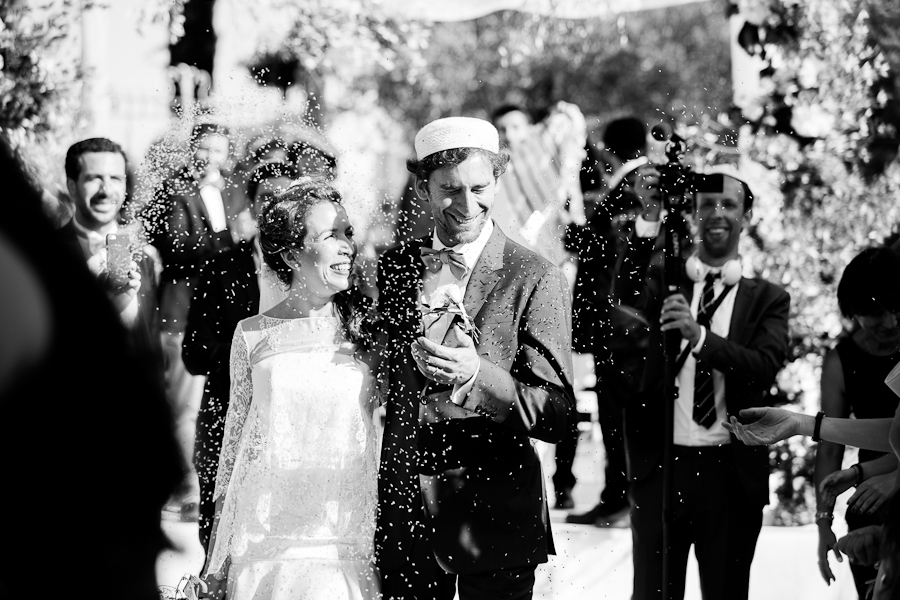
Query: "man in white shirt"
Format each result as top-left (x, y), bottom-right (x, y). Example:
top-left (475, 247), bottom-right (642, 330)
top-left (616, 171), bottom-right (790, 600)
top-left (147, 123), bottom-right (242, 519)
top-left (376, 117), bottom-right (575, 600)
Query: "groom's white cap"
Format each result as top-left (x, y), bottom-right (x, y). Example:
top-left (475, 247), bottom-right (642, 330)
top-left (415, 117), bottom-right (500, 161)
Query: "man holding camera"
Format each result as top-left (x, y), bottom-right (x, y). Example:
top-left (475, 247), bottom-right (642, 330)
top-left (617, 170), bottom-right (790, 600)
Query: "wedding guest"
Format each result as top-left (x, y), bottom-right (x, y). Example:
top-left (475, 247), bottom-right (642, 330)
top-left (201, 177), bottom-right (381, 600)
top-left (814, 247), bottom-right (900, 597)
top-left (490, 102), bottom-right (587, 268)
top-left (183, 161), bottom-right (297, 552)
top-left (376, 116), bottom-right (575, 599)
top-left (561, 117), bottom-right (648, 519)
top-left (147, 122), bottom-right (249, 519)
top-left (617, 171), bottom-right (790, 600)
top-left (726, 405), bottom-right (900, 600)
top-left (0, 135), bottom-right (181, 600)
top-left (57, 137), bottom-right (163, 375)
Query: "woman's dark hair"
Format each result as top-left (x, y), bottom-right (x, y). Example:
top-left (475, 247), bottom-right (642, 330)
top-left (837, 247), bottom-right (900, 319)
top-left (257, 176), bottom-right (376, 344)
top-left (406, 147), bottom-right (510, 185)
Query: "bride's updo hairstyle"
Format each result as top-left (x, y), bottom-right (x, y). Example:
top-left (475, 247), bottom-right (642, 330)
top-left (257, 176), bottom-right (376, 345)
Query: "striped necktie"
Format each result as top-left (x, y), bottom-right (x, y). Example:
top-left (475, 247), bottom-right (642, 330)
top-left (693, 272), bottom-right (721, 428)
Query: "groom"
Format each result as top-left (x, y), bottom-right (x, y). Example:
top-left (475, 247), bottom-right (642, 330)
top-left (376, 116), bottom-right (576, 600)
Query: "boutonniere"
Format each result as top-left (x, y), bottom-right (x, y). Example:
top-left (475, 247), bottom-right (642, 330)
top-left (420, 284), bottom-right (480, 343)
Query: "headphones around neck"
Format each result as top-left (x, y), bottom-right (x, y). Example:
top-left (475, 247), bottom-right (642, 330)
top-left (685, 254), bottom-right (742, 286)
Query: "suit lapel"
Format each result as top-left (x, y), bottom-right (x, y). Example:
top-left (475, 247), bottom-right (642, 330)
top-left (189, 187), bottom-right (214, 232)
top-left (728, 277), bottom-right (756, 343)
top-left (462, 224), bottom-right (505, 323)
top-left (409, 235), bottom-right (430, 303)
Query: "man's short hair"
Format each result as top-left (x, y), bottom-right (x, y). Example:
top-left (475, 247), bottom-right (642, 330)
top-left (491, 104), bottom-right (530, 124)
top-left (406, 147), bottom-right (510, 184)
top-left (602, 117), bottom-right (647, 160)
top-left (247, 162), bottom-right (299, 201)
top-left (692, 173), bottom-right (755, 213)
top-left (190, 122), bottom-right (230, 145)
top-left (65, 138), bottom-right (127, 181)
top-left (837, 247), bottom-right (900, 318)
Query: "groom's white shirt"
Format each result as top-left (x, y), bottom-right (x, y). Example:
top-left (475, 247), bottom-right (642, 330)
top-left (422, 219), bottom-right (494, 404)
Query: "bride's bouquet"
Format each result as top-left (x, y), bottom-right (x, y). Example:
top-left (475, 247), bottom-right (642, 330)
top-left (420, 284), bottom-right (480, 344)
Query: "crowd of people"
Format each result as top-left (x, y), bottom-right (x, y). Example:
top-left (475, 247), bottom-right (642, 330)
top-left (2, 98), bottom-right (900, 600)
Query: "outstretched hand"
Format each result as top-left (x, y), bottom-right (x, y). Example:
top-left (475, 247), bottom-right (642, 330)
top-left (722, 407), bottom-right (804, 446)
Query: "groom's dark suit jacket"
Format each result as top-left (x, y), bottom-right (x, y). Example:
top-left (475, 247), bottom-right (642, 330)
top-left (375, 224), bottom-right (576, 575)
top-left (617, 235), bottom-right (790, 505)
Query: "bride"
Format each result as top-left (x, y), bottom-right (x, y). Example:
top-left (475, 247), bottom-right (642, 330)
top-left (202, 177), bottom-right (381, 600)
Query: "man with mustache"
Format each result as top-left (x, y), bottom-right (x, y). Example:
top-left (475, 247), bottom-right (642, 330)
top-left (376, 116), bottom-right (575, 599)
top-left (616, 171), bottom-right (790, 600)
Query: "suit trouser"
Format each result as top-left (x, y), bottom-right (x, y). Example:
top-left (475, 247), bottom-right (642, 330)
top-left (553, 366), bottom-right (627, 506)
top-left (380, 515), bottom-right (538, 600)
top-left (380, 516), bottom-right (456, 600)
top-left (161, 330), bottom-right (205, 499)
top-left (630, 445), bottom-right (763, 600)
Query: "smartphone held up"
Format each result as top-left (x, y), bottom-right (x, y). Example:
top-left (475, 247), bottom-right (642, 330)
top-left (106, 231), bottom-right (134, 288)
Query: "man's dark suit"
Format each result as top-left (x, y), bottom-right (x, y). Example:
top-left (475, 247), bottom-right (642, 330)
top-left (147, 175), bottom-right (239, 333)
top-left (617, 233), bottom-right (790, 600)
top-left (56, 219), bottom-right (163, 375)
top-left (182, 242), bottom-right (259, 550)
top-left (376, 224), bottom-right (576, 598)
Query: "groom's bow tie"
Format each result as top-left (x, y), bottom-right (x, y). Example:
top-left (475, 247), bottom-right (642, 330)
top-left (420, 247), bottom-right (469, 279)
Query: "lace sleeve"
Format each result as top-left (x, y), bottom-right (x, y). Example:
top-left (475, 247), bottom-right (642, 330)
top-left (214, 323), bottom-right (253, 500)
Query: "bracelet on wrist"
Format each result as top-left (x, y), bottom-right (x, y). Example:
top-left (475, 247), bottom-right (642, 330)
top-left (852, 463), bottom-right (864, 486)
top-left (815, 511), bottom-right (833, 523)
top-left (812, 410), bottom-right (825, 442)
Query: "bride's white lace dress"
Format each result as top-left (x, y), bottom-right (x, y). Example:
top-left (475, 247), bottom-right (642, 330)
top-left (207, 314), bottom-right (380, 600)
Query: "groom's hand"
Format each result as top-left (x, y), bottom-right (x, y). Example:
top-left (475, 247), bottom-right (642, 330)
top-left (412, 327), bottom-right (480, 385)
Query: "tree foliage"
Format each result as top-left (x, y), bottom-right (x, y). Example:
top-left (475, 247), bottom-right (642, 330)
top-left (369, 3), bottom-right (733, 135)
top-left (0, 0), bottom-right (79, 146)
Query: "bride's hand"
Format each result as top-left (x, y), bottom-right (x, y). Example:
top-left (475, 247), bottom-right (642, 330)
top-left (200, 569), bottom-right (227, 600)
